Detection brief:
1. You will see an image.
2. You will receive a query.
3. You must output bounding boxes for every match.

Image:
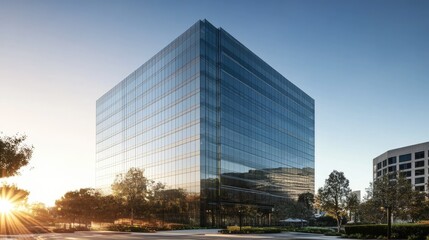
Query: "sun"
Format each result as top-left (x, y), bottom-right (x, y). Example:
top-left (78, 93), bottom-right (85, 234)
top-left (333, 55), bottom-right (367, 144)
top-left (0, 198), bottom-right (14, 214)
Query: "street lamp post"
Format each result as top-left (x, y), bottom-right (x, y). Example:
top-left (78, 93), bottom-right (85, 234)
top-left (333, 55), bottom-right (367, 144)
top-left (206, 209), bottom-right (212, 227)
top-left (381, 205), bottom-right (392, 239)
top-left (238, 209), bottom-right (242, 232)
top-left (386, 206), bottom-right (391, 240)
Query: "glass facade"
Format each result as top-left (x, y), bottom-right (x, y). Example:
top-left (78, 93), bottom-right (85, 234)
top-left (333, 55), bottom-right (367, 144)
top-left (96, 20), bottom-right (315, 226)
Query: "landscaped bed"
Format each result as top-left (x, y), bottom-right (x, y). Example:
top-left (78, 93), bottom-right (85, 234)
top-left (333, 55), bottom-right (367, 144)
top-left (344, 224), bottom-right (429, 240)
top-left (219, 226), bottom-right (282, 234)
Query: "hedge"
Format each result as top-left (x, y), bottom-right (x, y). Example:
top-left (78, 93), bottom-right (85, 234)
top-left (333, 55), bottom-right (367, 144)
top-left (295, 226), bottom-right (335, 234)
top-left (219, 226), bottom-right (282, 234)
top-left (107, 225), bottom-right (153, 232)
top-left (345, 224), bottom-right (429, 239)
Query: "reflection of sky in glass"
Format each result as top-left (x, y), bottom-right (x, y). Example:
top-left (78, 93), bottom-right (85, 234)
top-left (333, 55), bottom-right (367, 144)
top-left (96, 23), bottom-right (201, 194)
top-left (96, 20), bottom-right (314, 206)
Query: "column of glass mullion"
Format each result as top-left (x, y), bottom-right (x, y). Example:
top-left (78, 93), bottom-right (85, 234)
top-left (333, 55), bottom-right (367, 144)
top-left (215, 28), bottom-right (222, 227)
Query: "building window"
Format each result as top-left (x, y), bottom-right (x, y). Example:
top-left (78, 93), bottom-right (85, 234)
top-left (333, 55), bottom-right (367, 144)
top-left (382, 159), bottom-right (387, 167)
top-left (415, 160), bottom-right (425, 168)
top-left (415, 169), bottom-right (425, 176)
top-left (399, 163), bottom-right (412, 170)
top-left (388, 157), bottom-right (397, 165)
top-left (401, 171), bottom-right (411, 177)
top-left (415, 177), bottom-right (425, 184)
top-left (377, 171), bottom-right (382, 177)
top-left (415, 185), bottom-right (425, 191)
top-left (377, 162), bottom-right (382, 170)
top-left (415, 151), bottom-right (425, 159)
top-left (383, 169), bottom-right (387, 175)
top-left (399, 153), bottom-right (412, 162)
top-left (388, 166), bottom-right (396, 172)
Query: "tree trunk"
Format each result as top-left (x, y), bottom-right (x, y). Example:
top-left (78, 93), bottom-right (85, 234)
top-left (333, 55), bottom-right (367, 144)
top-left (130, 208), bottom-right (134, 226)
top-left (387, 207), bottom-right (391, 240)
top-left (336, 214), bottom-right (341, 232)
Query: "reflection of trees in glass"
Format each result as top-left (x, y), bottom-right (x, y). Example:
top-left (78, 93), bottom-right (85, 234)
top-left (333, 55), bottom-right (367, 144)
top-left (152, 188), bottom-right (190, 224)
top-left (111, 168), bottom-right (153, 225)
top-left (274, 192), bottom-right (314, 224)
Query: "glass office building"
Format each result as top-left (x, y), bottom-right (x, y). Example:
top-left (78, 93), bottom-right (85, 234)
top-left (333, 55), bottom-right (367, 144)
top-left (96, 20), bottom-right (314, 226)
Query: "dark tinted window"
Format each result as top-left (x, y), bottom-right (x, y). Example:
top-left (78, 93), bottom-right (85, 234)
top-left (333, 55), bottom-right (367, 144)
top-left (388, 157), bottom-right (397, 165)
top-left (415, 160), bottom-right (425, 168)
top-left (377, 171), bottom-right (382, 177)
top-left (415, 177), bottom-right (425, 184)
top-left (415, 185), bottom-right (425, 191)
top-left (388, 166), bottom-right (396, 172)
top-left (415, 169), bottom-right (425, 176)
top-left (415, 151), bottom-right (425, 159)
top-left (399, 163), bottom-right (412, 170)
top-left (401, 171), bottom-right (411, 177)
top-left (383, 169), bottom-right (387, 175)
top-left (383, 160), bottom-right (387, 167)
top-left (377, 162), bottom-right (382, 170)
top-left (399, 154), bottom-right (412, 162)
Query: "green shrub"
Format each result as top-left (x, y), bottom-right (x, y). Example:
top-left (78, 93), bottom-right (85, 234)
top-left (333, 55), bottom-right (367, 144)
top-left (324, 231), bottom-right (342, 236)
top-left (219, 226), bottom-right (281, 234)
top-left (52, 228), bottom-right (75, 233)
top-left (74, 226), bottom-right (90, 231)
top-left (107, 224), bottom-right (152, 232)
top-left (345, 224), bottom-right (429, 239)
top-left (296, 226), bottom-right (335, 234)
top-left (408, 234), bottom-right (426, 240)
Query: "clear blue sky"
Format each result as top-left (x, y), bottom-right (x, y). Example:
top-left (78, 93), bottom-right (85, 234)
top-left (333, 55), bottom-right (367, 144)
top-left (1, 0), bottom-right (428, 205)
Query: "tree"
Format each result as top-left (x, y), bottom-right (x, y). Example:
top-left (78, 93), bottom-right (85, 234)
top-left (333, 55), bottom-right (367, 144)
top-left (0, 134), bottom-right (33, 178)
top-left (371, 172), bottom-right (413, 220)
top-left (346, 192), bottom-right (360, 222)
top-left (359, 198), bottom-right (384, 224)
top-left (55, 188), bottom-right (107, 227)
top-left (0, 183), bottom-right (29, 208)
top-left (406, 191), bottom-right (429, 222)
top-left (317, 170), bottom-right (351, 232)
top-left (29, 202), bottom-right (54, 225)
top-left (358, 182), bottom-right (385, 224)
top-left (153, 188), bottom-right (189, 224)
top-left (111, 168), bottom-right (153, 225)
top-left (369, 172), bottom-right (413, 238)
top-left (55, 188), bottom-right (122, 227)
top-left (92, 194), bottom-right (122, 222)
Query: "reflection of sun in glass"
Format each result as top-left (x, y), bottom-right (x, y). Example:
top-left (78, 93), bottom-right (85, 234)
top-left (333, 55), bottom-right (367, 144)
top-left (0, 198), bottom-right (14, 214)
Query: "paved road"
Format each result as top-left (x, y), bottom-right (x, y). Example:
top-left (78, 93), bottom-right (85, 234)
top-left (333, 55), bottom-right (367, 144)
top-left (0, 229), bottom-right (344, 240)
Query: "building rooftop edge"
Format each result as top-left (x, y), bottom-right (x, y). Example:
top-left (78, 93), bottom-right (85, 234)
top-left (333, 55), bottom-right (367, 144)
top-left (373, 141), bottom-right (429, 160)
top-left (96, 19), bottom-right (315, 106)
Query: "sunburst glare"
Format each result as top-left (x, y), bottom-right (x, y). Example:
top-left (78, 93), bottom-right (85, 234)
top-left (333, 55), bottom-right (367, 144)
top-left (0, 198), bottom-right (14, 214)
